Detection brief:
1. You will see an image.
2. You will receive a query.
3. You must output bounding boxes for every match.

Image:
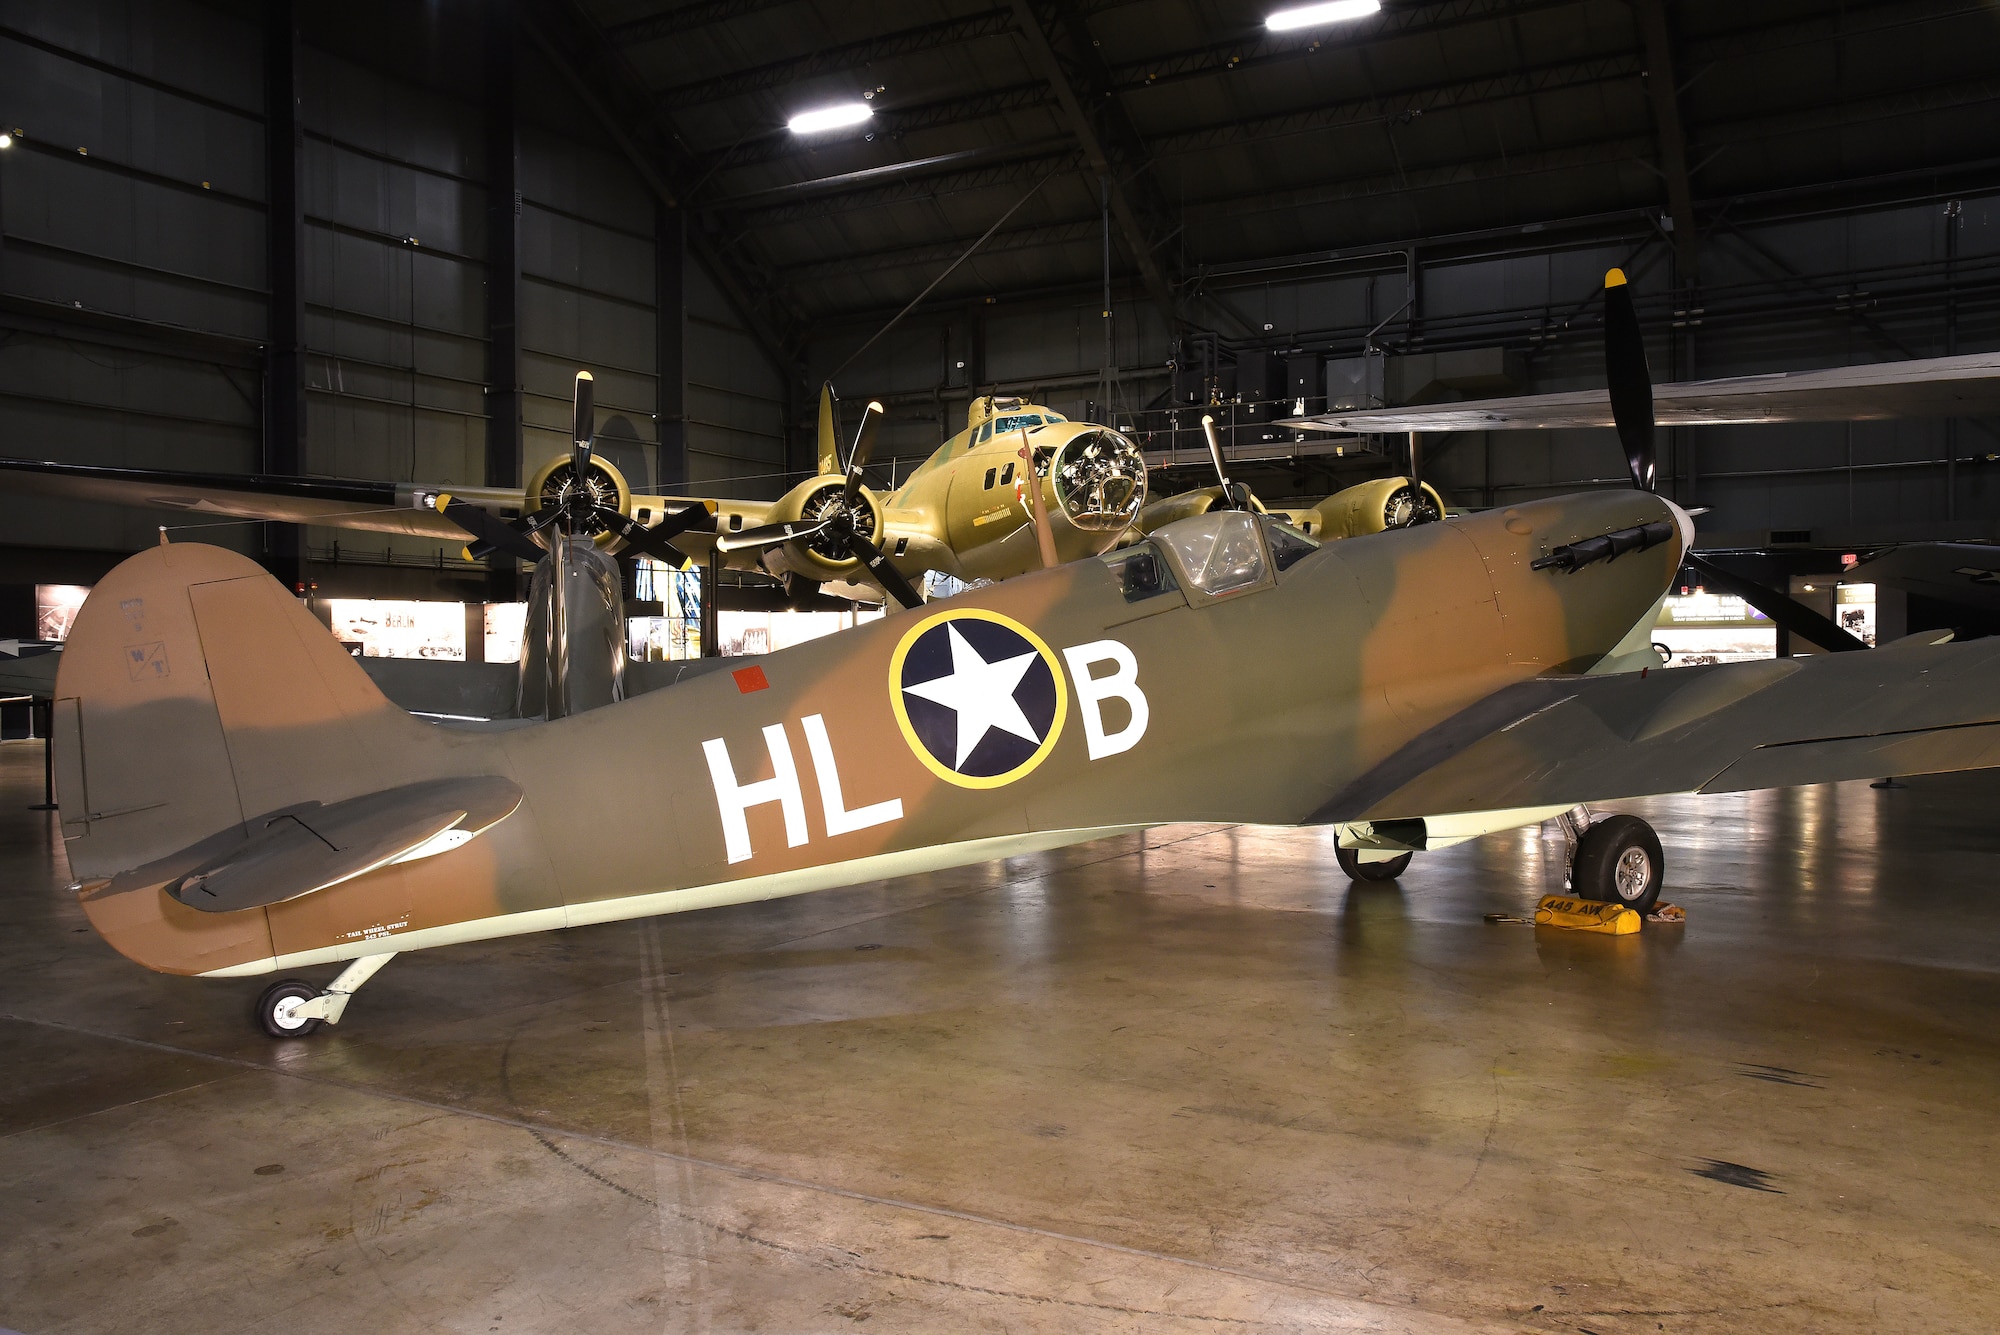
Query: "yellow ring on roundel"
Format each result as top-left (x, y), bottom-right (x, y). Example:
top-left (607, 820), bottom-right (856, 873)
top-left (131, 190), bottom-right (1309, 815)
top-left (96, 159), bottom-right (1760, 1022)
top-left (887, 607), bottom-right (1069, 789)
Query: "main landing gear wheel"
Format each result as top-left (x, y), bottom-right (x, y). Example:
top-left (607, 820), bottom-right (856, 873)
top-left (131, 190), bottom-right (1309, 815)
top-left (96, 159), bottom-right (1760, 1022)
top-left (257, 980), bottom-right (324, 1038)
top-left (1571, 814), bottom-right (1664, 914)
top-left (1337, 846), bottom-right (1413, 882)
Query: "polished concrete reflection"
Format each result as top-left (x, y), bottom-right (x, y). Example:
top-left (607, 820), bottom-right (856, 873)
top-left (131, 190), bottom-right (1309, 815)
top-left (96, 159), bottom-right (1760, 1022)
top-left (3, 737), bottom-right (1998, 1333)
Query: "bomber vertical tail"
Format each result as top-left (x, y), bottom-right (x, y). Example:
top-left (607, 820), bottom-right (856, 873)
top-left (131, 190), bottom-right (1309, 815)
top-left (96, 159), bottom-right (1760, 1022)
top-left (817, 382), bottom-right (841, 476)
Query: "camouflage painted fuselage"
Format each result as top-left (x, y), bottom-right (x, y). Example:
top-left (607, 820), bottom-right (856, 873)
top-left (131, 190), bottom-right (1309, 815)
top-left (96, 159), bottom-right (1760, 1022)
top-left (60, 489), bottom-right (1683, 978)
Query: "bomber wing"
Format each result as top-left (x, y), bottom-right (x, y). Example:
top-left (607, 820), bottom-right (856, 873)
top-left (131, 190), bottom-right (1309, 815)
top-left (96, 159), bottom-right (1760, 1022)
top-left (1316, 633), bottom-right (2000, 824)
top-left (0, 456), bottom-right (730, 559)
top-left (0, 457), bottom-right (503, 540)
top-left (1282, 350), bottom-right (2000, 435)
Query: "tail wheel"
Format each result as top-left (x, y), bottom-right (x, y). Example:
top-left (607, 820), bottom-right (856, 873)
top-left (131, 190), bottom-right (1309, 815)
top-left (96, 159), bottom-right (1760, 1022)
top-left (1337, 846), bottom-right (1413, 882)
top-left (257, 979), bottom-right (324, 1039)
top-left (1571, 814), bottom-right (1664, 913)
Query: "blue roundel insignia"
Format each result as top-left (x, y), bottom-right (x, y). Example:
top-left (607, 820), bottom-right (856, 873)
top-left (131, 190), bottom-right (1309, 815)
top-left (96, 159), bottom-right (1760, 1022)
top-left (887, 609), bottom-right (1069, 789)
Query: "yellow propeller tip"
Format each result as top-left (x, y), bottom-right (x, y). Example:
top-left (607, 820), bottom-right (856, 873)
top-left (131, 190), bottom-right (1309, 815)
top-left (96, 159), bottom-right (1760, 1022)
top-left (1605, 267), bottom-right (1628, 288)
top-left (460, 546), bottom-right (476, 563)
top-left (432, 492), bottom-right (452, 512)
top-left (576, 370), bottom-right (594, 382)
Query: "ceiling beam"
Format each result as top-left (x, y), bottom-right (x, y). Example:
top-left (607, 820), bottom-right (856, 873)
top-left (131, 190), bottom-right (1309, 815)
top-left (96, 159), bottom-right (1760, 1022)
top-left (654, 9), bottom-right (1016, 110)
top-left (518, 0), bottom-right (805, 370)
top-left (1005, 0), bottom-right (1177, 329)
top-left (781, 220), bottom-right (1102, 283)
top-left (1631, 0), bottom-right (1700, 288)
top-left (725, 53), bottom-right (1644, 223)
top-left (606, 0), bottom-right (797, 47)
top-left (682, 0), bottom-right (1587, 178)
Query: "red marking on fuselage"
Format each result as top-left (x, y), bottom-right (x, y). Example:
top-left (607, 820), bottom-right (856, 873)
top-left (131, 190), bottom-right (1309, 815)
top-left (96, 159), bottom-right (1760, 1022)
top-left (733, 665), bottom-right (770, 693)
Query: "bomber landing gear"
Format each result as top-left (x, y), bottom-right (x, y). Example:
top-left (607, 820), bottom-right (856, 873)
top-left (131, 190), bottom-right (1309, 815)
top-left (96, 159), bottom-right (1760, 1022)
top-left (1336, 845), bottom-right (1413, 882)
top-left (255, 952), bottom-right (397, 1038)
top-left (1562, 809), bottom-right (1664, 914)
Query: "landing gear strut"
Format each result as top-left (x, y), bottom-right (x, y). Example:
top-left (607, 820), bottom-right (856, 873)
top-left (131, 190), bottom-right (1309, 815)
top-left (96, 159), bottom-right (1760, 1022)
top-left (1560, 807), bottom-right (1664, 913)
top-left (255, 952), bottom-right (397, 1038)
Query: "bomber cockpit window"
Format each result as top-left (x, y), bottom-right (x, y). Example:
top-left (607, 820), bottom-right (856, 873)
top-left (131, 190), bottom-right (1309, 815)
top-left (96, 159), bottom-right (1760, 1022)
top-left (993, 413), bottom-right (1042, 434)
top-left (1260, 516), bottom-right (1320, 572)
top-left (1101, 543), bottom-right (1179, 603)
top-left (1153, 510), bottom-right (1266, 596)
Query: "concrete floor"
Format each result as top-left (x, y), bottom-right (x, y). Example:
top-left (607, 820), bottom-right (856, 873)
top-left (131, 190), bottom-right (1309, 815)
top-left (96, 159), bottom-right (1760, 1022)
top-left (3, 738), bottom-right (1998, 1334)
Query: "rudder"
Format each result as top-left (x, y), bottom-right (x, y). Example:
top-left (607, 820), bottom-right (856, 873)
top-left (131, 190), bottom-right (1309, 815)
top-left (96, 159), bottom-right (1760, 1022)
top-left (54, 542), bottom-right (437, 974)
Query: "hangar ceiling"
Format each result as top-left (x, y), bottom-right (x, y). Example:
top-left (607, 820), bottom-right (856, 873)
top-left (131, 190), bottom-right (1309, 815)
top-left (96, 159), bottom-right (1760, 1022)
top-left (567, 0), bottom-right (2000, 346)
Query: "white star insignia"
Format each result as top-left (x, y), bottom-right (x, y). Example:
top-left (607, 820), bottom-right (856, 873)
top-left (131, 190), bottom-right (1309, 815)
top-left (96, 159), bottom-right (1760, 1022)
top-left (903, 624), bottom-right (1043, 768)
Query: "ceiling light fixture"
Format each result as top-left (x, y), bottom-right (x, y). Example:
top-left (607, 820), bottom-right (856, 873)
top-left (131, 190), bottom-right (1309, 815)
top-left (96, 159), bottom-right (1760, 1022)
top-left (1266, 0), bottom-right (1381, 31)
top-left (0, 132), bottom-right (13, 149)
top-left (788, 103), bottom-right (872, 135)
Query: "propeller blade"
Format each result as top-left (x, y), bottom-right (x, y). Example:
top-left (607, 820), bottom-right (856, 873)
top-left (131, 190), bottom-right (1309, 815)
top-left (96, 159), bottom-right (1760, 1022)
top-left (845, 529), bottom-right (923, 609)
top-left (713, 517), bottom-right (831, 555)
top-left (1200, 413), bottom-right (1242, 509)
top-left (1685, 553), bottom-right (1868, 653)
top-left (840, 400), bottom-right (885, 510)
top-left (816, 382), bottom-right (840, 476)
top-left (592, 502), bottom-right (714, 568)
top-left (1603, 268), bottom-right (1657, 491)
top-left (571, 370), bottom-right (595, 481)
top-left (433, 494), bottom-right (545, 563)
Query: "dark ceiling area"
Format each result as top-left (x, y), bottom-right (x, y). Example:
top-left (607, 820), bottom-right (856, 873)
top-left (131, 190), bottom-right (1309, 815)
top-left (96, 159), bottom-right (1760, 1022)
top-left (563, 0), bottom-right (2000, 350)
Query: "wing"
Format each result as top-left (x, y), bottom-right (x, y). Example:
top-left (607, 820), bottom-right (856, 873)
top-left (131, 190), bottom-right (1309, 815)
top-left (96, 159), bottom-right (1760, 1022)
top-left (1283, 350), bottom-right (2000, 434)
top-left (0, 457), bottom-right (508, 540)
top-left (0, 457), bottom-right (725, 562)
top-left (1315, 634), bottom-right (2000, 824)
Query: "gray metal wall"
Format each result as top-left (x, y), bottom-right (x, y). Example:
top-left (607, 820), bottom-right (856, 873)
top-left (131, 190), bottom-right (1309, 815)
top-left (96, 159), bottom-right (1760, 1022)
top-left (0, 0), bottom-right (788, 587)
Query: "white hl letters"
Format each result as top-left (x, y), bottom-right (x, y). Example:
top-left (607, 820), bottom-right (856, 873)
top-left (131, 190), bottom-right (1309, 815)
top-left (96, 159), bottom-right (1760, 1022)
top-left (704, 714), bottom-right (904, 864)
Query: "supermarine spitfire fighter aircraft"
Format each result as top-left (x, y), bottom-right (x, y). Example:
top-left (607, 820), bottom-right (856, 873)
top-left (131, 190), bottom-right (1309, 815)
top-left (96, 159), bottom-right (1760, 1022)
top-left (53, 271), bottom-right (2000, 1038)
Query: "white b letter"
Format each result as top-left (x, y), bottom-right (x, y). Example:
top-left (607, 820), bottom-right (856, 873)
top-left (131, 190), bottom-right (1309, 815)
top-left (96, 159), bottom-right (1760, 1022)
top-left (703, 725), bottom-right (808, 864)
top-left (1062, 639), bottom-right (1149, 760)
top-left (801, 713), bottom-right (902, 837)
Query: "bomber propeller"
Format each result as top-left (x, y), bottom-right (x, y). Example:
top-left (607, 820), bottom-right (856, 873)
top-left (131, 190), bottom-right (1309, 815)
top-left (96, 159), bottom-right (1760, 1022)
top-left (715, 397), bottom-right (924, 609)
top-left (1599, 269), bottom-right (1866, 653)
top-left (438, 371), bottom-right (712, 569)
top-left (1199, 414), bottom-right (1253, 510)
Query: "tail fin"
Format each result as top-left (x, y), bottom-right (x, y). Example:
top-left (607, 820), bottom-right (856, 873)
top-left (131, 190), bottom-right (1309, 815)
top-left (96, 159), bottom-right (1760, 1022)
top-left (817, 382), bottom-right (840, 476)
top-left (53, 543), bottom-right (438, 973)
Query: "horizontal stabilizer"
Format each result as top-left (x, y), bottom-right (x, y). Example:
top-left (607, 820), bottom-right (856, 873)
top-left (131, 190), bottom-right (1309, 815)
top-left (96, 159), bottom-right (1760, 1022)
top-left (88, 776), bottom-right (522, 914)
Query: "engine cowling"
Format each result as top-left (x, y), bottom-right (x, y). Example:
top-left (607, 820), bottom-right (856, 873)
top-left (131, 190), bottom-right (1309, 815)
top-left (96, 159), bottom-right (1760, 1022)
top-left (522, 454), bottom-right (633, 550)
top-left (756, 474), bottom-right (887, 583)
top-left (1293, 477), bottom-right (1446, 540)
top-left (1135, 483), bottom-right (1266, 535)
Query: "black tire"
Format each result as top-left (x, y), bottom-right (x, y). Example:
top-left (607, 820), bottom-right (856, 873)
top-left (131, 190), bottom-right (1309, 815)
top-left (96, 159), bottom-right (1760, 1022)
top-left (1570, 814), bottom-right (1664, 913)
top-left (1337, 845), bottom-right (1413, 882)
top-left (257, 979), bottom-right (324, 1039)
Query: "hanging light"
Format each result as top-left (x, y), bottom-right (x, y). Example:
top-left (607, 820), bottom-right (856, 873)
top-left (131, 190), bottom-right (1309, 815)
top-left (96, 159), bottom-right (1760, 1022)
top-left (787, 103), bottom-right (872, 134)
top-left (1266, 0), bottom-right (1381, 31)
